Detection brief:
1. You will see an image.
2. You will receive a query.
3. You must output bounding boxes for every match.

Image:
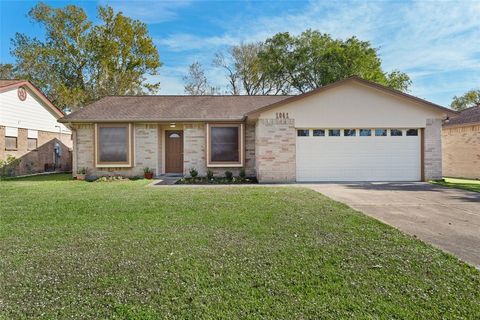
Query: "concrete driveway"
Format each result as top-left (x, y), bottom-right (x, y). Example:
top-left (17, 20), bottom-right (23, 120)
top-left (305, 183), bottom-right (480, 268)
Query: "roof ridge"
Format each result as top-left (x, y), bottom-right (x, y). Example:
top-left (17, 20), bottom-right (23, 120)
top-left (103, 94), bottom-right (294, 98)
top-left (459, 105), bottom-right (480, 112)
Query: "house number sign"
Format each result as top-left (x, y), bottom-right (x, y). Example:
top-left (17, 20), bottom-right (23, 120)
top-left (18, 87), bottom-right (27, 101)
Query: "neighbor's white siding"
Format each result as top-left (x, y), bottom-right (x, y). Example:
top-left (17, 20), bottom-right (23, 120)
top-left (0, 87), bottom-right (70, 133)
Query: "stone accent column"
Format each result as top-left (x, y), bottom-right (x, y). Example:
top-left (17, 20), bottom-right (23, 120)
top-left (0, 126), bottom-right (5, 160)
top-left (255, 118), bottom-right (296, 183)
top-left (245, 121), bottom-right (256, 177)
top-left (424, 118), bottom-right (442, 180)
top-left (183, 123), bottom-right (206, 176)
top-left (75, 124), bottom-right (95, 172)
top-left (134, 124), bottom-right (158, 175)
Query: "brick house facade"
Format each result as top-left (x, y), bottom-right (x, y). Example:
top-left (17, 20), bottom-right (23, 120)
top-left (61, 77), bottom-right (452, 183)
top-left (0, 80), bottom-right (72, 176)
top-left (442, 106), bottom-right (480, 179)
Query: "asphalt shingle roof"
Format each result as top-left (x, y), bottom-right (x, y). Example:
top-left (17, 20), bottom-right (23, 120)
top-left (0, 79), bottom-right (24, 87)
top-left (59, 95), bottom-right (293, 122)
top-left (444, 105), bottom-right (480, 127)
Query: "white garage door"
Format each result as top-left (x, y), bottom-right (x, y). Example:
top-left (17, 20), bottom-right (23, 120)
top-left (296, 128), bottom-right (421, 182)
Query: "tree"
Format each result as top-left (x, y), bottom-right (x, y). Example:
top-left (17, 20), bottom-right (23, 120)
top-left (0, 64), bottom-right (17, 79)
top-left (183, 62), bottom-right (218, 95)
top-left (213, 51), bottom-right (240, 95)
top-left (10, 2), bottom-right (161, 111)
top-left (256, 30), bottom-right (411, 94)
top-left (451, 89), bottom-right (480, 111)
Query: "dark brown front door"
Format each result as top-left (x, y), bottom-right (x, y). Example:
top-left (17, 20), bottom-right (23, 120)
top-left (165, 130), bottom-right (184, 173)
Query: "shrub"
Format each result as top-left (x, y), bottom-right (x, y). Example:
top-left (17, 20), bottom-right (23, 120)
top-left (143, 167), bottom-right (152, 174)
top-left (189, 167), bottom-right (198, 178)
top-left (0, 155), bottom-right (21, 177)
top-left (225, 171), bottom-right (233, 180)
top-left (239, 168), bottom-right (246, 179)
top-left (207, 170), bottom-right (214, 180)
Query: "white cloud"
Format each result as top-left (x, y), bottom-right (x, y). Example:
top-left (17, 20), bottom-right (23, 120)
top-left (151, 0), bottom-right (480, 104)
top-left (156, 33), bottom-right (238, 52)
top-left (100, 0), bottom-right (192, 24)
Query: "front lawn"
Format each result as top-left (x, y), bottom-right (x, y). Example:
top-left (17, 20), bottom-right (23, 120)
top-left (431, 177), bottom-right (480, 193)
top-left (1, 175), bottom-right (479, 319)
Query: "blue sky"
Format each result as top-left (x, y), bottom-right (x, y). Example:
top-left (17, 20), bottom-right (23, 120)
top-left (1, 0), bottom-right (479, 106)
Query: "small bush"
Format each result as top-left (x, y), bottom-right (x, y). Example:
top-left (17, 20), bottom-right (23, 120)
top-left (189, 167), bottom-right (198, 178)
top-left (225, 171), bottom-right (233, 180)
top-left (95, 176), bottom-right (128, 183)
top-left (239, 168), bottom-right (246, 179)
top-left (143, 167), bottom-right (152, 174)
top-left (207, 170), bottom-right (214, 180)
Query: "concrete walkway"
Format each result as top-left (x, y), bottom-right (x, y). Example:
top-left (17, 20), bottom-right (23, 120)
top-left (305, 182), bottom-right (480, 268)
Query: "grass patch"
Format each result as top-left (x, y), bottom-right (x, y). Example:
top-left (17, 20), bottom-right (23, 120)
top-left (1, 175), bottom-right (479, 318)
top-left (431, 177), bottom-right (480, 193)
top-left (0, 172), bottom-right (73, 182)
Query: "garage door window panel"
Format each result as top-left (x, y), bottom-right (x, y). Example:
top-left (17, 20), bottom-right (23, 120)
top-left (329, 129), bottom-right (341, 137)
top-left (406, 129), bottom-right (418, 136)
top-left (375, 129), bottom-right (387, 136)
top-left (313, 129), bottom-right (325, 136)
top-left (344, 129), bottom-right (357, 137)
top-left (391, 129), bottom-right (403, 136)
top-left (360, 129), bottom-right (372, 136)
top-left (297, 129), bottom-right (310, 137)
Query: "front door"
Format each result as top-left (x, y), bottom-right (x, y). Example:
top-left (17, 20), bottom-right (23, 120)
top-left (165, 130), bottom-right (184, 173)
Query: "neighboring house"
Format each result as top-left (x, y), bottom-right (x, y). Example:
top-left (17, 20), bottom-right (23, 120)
top-left (0, 80), bottom-right (72, 176)
top-left (59, 76), bottom-right (454, 183)
top-left (442, 104), bottom-right (480, 179)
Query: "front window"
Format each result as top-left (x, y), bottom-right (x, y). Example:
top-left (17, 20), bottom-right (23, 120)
top-left (95, 123), bottom-right (132, 167)
top-left (27, 138), bottom-right (37, 150)
top-left (27, 130), bottom-right (38, 150)
top-left (5, 127), bottom-right (18, 150)
top-left (5, 137), bottom-right (17, 150)
top-left (207, 123), bottom-right (243, 167)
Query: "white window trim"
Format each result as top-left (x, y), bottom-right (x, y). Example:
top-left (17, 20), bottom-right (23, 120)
top-left (27, 129), bottom-right (38, 139)
top-left (5, 127), bottom-right (18, 137)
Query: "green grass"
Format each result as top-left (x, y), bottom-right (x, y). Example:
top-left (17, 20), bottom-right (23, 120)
top-left (1, 174), bottom-right (479, 319)
top-left (431, 177), bottom-right (480, 193)
top-left (0, 172), bottom-right (74, 182)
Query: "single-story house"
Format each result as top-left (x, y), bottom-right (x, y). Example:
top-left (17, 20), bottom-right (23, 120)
top-left (0, 80), bottom-right (72, 176)
top-left (442, 104), bottom-right (480, 179)
top-left (59, 76), bottom-right (455, 183)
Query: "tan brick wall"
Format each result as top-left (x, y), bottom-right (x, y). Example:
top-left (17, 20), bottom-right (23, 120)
top-left (73, 123), bottom-right (158, 178)
top-left (183, 123), bottom-right (206, 176)
top-left (0, 126), bottom-right (5, 160)
top-left (244, 120), bottom-right (256, 177)
top-left (1, 125), bottom-right (72, 176)
top-left (255, 118), bottom-right (296, 183)
top-left (424, 118), bottom-right (442, 180)
top-left (442, 124), bottom-right (480, 179)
